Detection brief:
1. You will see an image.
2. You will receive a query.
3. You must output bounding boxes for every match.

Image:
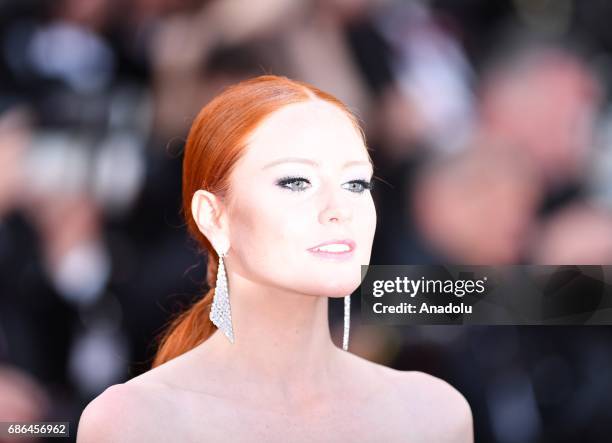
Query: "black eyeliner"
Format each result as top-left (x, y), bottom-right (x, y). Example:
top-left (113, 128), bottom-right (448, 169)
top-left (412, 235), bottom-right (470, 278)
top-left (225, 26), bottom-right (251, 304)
top-left (275, 176), bottom-right (373, 193)
top-left (276, 175), bottom-right (311, 192)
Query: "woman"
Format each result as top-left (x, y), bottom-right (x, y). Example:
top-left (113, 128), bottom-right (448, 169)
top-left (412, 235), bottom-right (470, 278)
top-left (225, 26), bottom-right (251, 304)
top-left (77, 75), bottom-right (473, 442)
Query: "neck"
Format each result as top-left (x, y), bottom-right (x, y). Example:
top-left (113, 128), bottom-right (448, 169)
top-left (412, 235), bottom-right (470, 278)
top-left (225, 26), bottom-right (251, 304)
top-left (193, 270), bottom-right (345, 403)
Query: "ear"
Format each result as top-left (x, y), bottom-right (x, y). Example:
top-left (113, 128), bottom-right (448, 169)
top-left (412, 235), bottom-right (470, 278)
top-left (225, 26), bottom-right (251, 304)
top-left (191, 189), bottom-right (230, 253)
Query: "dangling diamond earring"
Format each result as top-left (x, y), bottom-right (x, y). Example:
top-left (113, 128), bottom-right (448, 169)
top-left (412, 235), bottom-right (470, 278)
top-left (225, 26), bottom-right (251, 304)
top-left (209, 249), bottom-right (235, 343)
top-left (343, 294), bottom-right (350, 351)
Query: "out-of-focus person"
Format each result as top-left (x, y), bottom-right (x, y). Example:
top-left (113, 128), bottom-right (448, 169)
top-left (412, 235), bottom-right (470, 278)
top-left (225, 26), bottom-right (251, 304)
top-left (477, 43), bottom-right (602, 211)
top-left (0, 364), bottom-right (50, 423)
top-left (410, 145), bottom-right (543, 264)
top-left (530, 202), bottom-right (612, 264)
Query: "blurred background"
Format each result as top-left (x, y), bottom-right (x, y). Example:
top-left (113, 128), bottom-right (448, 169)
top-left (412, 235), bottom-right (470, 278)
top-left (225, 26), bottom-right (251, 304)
top-left (1, 0), bottom-right (612, 441)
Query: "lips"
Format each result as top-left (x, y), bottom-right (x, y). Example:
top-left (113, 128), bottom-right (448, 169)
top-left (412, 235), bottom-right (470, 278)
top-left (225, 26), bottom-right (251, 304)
top-left (307, 239), bottom-right (356, 257)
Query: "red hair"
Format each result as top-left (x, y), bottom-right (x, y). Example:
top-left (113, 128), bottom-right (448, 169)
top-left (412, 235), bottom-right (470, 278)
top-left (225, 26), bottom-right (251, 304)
top-left (152, 75), bottom-right (368, 368)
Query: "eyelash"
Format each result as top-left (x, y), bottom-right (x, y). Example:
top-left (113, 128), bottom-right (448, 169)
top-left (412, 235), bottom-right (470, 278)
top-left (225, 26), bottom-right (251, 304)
top-left (276, 176), bottom-right (373, 193)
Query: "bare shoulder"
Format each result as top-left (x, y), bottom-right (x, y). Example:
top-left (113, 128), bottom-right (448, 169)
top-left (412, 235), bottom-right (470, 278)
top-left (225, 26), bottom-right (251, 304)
top-left (394, 370), bottom-right (474, 443)
top-left (77, 351), bottom-right (218, 443)
top-left (77, 382), bottom-right (171, 443)
top-left (338, 353), bottom-right (473, 442)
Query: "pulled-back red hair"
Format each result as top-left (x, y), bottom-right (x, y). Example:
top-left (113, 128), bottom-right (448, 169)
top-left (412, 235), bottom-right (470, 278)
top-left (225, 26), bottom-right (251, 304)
top-left (152, 75), bottom-right (367, 367)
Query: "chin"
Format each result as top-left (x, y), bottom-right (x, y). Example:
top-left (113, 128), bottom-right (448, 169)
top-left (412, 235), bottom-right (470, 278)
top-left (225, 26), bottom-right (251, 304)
top-left (309, 279), bottom-right (360, 298)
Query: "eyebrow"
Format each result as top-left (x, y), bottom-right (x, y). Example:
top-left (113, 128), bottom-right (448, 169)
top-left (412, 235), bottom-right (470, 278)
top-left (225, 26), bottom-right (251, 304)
top-left (262, 157), bottom-right (372, 170)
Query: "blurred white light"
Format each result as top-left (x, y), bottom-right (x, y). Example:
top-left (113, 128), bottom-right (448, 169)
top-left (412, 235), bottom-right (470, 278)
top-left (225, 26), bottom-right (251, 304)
top-left (25, 132), bottom-right (91, 196)
top-left (68, 323), bottom-right (129, 396)
top-left (93, 132), bottom-right (145, 216)
top-left (28, 22), bottom-right (115, 93)
top-left (48, 239), bottom-right (111, 306)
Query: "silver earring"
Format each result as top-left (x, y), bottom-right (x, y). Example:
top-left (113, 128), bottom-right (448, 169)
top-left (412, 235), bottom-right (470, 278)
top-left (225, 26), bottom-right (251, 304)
top-left (209, 249), bottom-right (235, 343)
top-left (343, 294), bottom-right (350, 351)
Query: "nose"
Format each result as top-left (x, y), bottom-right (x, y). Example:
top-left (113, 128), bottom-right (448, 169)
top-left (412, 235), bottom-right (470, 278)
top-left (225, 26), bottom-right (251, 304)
top-left (318, 190), bottom-right (353, 225)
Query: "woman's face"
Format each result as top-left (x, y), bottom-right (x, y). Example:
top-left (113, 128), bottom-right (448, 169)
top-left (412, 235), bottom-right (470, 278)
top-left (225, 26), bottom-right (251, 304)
top-left (225, 100), bottom-right (376, 297)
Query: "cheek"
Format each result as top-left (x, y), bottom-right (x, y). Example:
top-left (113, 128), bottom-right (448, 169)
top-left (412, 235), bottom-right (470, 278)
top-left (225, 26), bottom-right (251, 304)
top-left (229, 196), bottom-right (313, 270)
top-left (356, 197), bottom-right (377, 253)
top-left (366, 198), bottom-right (377, 235)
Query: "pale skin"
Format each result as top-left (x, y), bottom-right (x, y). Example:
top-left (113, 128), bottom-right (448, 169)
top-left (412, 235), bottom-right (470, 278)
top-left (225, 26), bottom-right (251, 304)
top-left (77, 100), bottom-right (474, 442)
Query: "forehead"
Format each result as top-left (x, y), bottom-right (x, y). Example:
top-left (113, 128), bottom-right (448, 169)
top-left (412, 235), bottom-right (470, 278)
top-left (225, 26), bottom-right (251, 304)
top-left (240, 100), bottom-right (368, 168)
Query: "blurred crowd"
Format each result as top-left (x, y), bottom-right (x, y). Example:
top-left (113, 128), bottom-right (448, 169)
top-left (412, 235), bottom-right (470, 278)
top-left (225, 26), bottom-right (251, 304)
top-left (1, 0), bottom-right (612, 442)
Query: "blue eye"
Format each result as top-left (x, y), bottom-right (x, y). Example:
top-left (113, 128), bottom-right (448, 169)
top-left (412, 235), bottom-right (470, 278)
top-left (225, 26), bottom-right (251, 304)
top-left (276, 176), bottom-right (311, 192)
top-left (342, 179), bottom-right (372, 193)
top-left (276, 176), bottom-right (373, 193)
